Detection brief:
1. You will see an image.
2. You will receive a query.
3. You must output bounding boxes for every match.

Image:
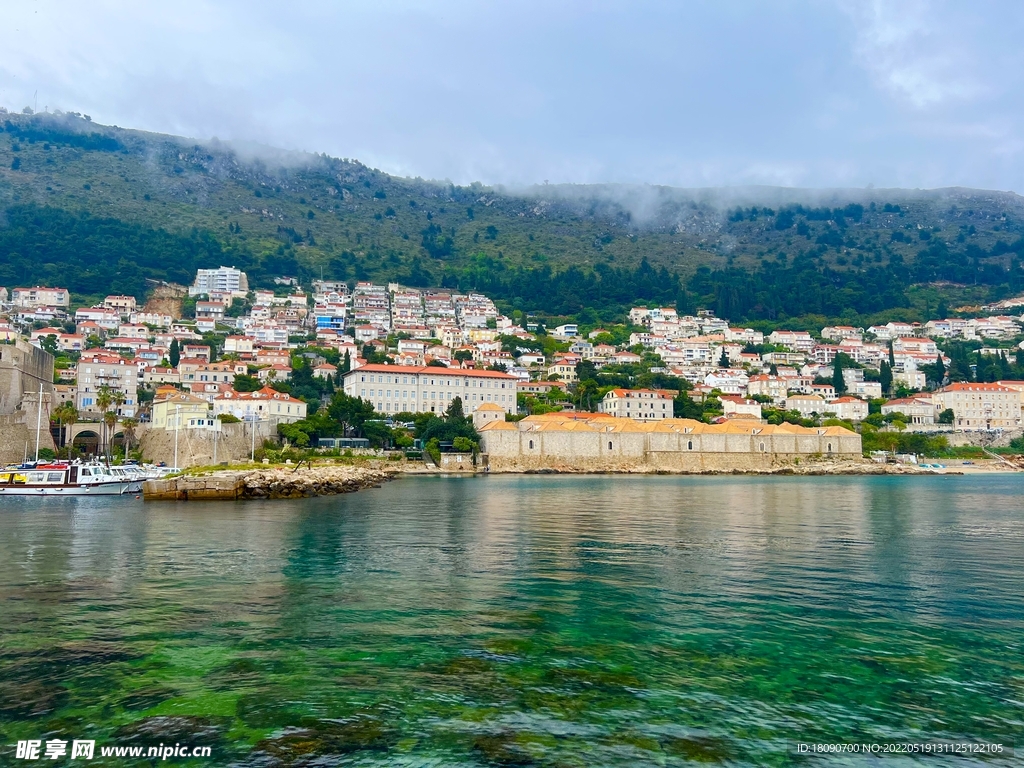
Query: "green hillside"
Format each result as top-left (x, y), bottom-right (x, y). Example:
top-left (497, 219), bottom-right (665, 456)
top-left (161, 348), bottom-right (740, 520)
top-left (2, 109), bottom-right (1024, 326)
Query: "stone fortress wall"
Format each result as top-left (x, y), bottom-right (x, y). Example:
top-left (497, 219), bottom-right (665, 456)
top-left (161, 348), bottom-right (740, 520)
top-left (479, 413), bottom-right (861, 472)
top-left (0, 341), bottom-right (57, 463)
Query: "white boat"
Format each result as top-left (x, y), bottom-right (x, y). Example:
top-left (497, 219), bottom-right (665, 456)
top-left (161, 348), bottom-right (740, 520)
top-left (0, 462), bottom-right (143, 496)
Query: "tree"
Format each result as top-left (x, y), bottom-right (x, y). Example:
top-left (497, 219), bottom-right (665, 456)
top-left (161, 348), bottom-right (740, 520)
top-left (938, 408), bottom-right (955, 424)
top-left (120, 417), bottom-right (138, 453)
top-left (832, 355), bottom-right (847, 395)
top-left (454, 350), bottom-right (474, 364)
top-left (41, 334), bottom-right (59, 356)
top-left (327, 391), bottom-right (375, 436)
top-left (879, 360), bottom-right (893, 396)
top-left (361, 419), bottom-right (392, 448)
top-left (225, 297), bottom-right (251, 318)
top-left (278, 422), bottom-right (311, 447)
top-left (52, 402), bottom-right (78, 452)
top-left (340, 350), bottom-right (351, 374)
top-left (718, 348), bottom-right (730, 367)
top-left (444, 396), bottom-right (465, 421)
top-left (452, 436), bottom-right (475, 452)
top-left (673, 391), bottom-right (704, 420)
top-left (169, 338), bottom-right (180, 368)
top-left (233, 374), bottom-right (262, 392)
top-left (425, 437), bottom-right (441, 465)
top-left (96, 386), bottom-right (115, 457)
top-left (931, 353), bottom-right (947, 386)
top-left (888, 340), bottom-right (895, 368)
top-left (103, 410), bottom-right (119, 460)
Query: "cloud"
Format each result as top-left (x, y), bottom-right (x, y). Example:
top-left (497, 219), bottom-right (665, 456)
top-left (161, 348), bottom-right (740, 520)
top-left (0, 2), bottom-right (1022, 191)
top-left (842, 0), bottom-right (984, 108)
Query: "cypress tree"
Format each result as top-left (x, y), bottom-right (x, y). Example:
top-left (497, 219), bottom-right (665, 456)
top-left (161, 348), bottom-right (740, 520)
top-left (880, 360), bottom-right (893, 395)
top-left (832, 355), bottom-right (847, 395)
top-left (169, 338), bottom-right (180, 368)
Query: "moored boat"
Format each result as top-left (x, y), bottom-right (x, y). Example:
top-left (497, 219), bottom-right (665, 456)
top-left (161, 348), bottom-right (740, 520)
top-left (0, 462), bottom-right (143, 496)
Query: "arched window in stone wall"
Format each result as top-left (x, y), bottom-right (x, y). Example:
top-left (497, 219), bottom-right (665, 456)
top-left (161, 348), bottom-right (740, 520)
top-left (687, 440), bottom-right (693, 450)
top-left (827, 442), bottom-right (833, 453)
top-left (759, 442), bottom-right (766, 452)
top-left (529, 440), bottom-right (534, 450)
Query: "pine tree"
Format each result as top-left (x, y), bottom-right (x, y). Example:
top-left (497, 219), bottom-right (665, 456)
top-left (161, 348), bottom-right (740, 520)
top-left (169, 338), bottom-right (180, 368)
top-left (718, 348), bottom-right (730, 367)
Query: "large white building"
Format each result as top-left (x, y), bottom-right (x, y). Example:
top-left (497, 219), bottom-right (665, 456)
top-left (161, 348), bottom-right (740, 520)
top-left (932, 383), bottom-right (1022, 430)
top-left (598, 389), bottom-right (674, 421)
top-left (342, 364), bottom-right (518, 416)
top-left (189, 266), bottom-right (249, 297)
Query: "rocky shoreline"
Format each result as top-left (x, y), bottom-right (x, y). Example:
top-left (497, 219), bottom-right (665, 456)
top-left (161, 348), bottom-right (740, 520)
top-left (242, 465), bottom-right (397, 499)
top-left (480, 458), bottom-right (967, 476)
top-left (144, 458), bottom-right (1001, 500)
top-left (143, 465), bottom-right (397, 501)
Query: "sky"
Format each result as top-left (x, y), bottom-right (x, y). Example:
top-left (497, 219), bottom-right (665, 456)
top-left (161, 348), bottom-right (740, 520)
top-left (1, 0), bottom-right (1022, 192)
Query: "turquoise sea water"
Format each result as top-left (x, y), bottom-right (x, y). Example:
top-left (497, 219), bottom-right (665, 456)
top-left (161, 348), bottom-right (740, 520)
top-left (1, 475), bottom-right (1023, 766)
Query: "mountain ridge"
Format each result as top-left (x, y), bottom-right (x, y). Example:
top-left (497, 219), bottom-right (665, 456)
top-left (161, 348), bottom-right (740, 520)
top-left (2, 109), bottom-right (1024, 326)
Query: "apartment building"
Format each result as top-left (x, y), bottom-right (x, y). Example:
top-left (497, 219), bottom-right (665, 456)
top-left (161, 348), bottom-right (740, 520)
top-left (598, 389), bottom-right (675, 421)
top-left (76, 352), bottom-right (138, 417)
top-left (11, 287), bottom-right (70, 308)
top-left (213, 386), bottom-right (308, 424)
top-left (189, 266), bottom-right (249, 297)
top-left (103, 295), bottom-right (138, 315)
top-left (342, 364), bottom-right (519, 416)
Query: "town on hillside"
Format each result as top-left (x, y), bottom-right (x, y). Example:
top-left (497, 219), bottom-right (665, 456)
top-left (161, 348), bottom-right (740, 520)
top-left (3, 266), bottom-right (1024, 466)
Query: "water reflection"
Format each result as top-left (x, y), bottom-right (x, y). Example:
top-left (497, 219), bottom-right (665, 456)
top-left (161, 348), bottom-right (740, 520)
top-left (1, 476), bottom-right (1022, 765)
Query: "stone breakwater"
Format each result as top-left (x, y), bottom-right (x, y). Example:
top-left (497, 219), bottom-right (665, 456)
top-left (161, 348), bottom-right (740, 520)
top-left (143, 465), bottom-right (397, 501)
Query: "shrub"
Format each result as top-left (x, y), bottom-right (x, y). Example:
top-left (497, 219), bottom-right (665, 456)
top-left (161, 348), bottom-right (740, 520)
top-left (452, 436), bottom-right (475, 452)
top-left (425, 438), bottom-right (441, 465)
